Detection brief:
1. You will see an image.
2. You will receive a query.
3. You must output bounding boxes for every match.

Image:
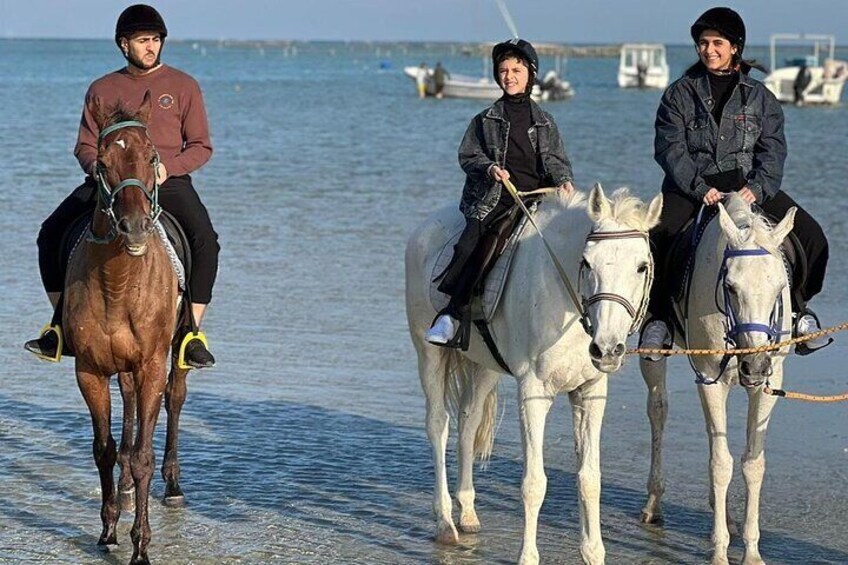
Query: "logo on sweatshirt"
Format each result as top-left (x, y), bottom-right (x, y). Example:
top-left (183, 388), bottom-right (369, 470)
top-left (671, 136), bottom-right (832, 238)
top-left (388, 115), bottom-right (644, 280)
top-left (158, 93), bottom-right (175, 110)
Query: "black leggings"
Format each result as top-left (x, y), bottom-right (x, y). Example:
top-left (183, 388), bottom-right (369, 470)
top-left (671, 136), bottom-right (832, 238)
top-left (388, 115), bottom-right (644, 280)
top-left (37, 175), bottom-right (220, 304)
top-left (437, 198), bottom-right (517, 315)
top-left (648, 190), bottom-right (829, 320)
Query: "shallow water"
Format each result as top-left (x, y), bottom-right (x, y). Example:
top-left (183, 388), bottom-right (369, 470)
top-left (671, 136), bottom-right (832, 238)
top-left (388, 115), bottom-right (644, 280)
top-left (0, 40), bottom-right (846, 564)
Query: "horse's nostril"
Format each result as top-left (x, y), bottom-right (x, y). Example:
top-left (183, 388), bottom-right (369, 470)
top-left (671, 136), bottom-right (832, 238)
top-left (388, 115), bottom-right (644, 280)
top-left (589, 342), bottom-right (602, 360)
top-left (740, 360), bottom-right (750, 375)
top-left (141, 217), bottom-right (152, 232)
top-left (117, 218), bottom-right (131, 234)
top-left (613, 342), bottom-right (626, 356)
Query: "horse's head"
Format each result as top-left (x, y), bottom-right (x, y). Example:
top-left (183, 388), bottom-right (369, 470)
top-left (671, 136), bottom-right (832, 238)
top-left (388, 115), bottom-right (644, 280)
top-left (717, 194), bottom-right (796, 384)
top-left (91, 90), bottom-right (160, 256)
top-left (582, 184), bottom-right (663, 373)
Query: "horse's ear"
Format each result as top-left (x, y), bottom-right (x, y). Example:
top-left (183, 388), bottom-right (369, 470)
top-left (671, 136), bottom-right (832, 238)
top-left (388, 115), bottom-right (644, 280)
top-left (644, 193), bottom-right (663, 230)
top-left (588, 183), bottom-right (611, 222)
top-left (770, 206), bottom-right (797, 245)
top-left (717, 202), bottom-right (740, 242)
top-left (137, 90), bottom-right (153, 124)
top-left (90, 96), bottom-right (110, 130)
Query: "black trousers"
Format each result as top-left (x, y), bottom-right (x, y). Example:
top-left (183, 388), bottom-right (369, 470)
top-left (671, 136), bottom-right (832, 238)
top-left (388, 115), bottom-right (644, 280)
top-left (648, 190), bottom-right (829, 320)
top-left (437, 198), bottom-right (518, 315)
top-left (37, 175), bottom-right (220, 304)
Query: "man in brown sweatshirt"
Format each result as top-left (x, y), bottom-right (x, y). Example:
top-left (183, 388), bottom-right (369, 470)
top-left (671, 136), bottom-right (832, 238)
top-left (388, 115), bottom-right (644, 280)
top-left (25, 4), bottom-right (219, 369)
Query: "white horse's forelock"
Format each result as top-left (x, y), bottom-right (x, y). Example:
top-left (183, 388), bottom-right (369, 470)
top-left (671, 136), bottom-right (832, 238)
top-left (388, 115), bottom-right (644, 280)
top-left (723, 193), bottom-right (780, 254)
top-left (540, 187), bottom-right (657, 231)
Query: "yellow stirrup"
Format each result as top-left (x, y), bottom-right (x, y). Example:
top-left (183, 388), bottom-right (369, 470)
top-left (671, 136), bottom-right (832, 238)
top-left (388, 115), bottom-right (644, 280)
top-left (36, 324), bottom-right (63, 363)
top-left (176, 330), bottom-right (208, 370)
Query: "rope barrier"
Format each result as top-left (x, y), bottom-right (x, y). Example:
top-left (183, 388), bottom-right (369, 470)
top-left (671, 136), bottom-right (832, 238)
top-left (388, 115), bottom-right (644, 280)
top-left (629, 321), bottom-right (848, 403)
top-left (627, 321), bottom-right (848, 356)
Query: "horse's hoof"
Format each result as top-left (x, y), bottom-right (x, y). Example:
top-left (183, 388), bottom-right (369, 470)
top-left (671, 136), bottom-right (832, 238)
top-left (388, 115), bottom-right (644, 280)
top-left (96, 535), bottom-right (118, 548)
top-left (120, 489), bottom-right (136, 512)
top-left (458, 509), bottom-right (481, 533)
top-left (435, 522), bottom-right (459, 545)
top-left (458, 522), bottom-right (481, 534)
top-left (640, 509), bottom-right (663, 525)
top-left (163, 494), bottom-right (186, 508)
top-left (131, 556), bottom-right (151, 565)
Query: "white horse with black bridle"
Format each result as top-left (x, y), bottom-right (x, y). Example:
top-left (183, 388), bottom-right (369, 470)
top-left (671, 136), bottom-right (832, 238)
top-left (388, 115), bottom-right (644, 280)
top-left (640, 194), bottom-right (797, 565)
top-left (406, 185), bottom-right (662, 564)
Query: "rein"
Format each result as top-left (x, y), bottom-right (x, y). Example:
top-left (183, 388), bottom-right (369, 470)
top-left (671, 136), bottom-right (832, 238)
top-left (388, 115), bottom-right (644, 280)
top-left (89, 120), bottom-right (161, 244)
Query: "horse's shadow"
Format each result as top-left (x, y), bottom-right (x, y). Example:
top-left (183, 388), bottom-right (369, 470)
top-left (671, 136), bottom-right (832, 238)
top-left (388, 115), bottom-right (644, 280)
top-left (1, 389), bottom-right (846, 564)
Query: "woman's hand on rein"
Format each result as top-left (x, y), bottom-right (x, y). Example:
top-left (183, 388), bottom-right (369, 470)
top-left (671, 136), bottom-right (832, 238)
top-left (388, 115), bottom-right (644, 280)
top-left (559, 181), bottom-right (575, 195)
top-left (489, 165), bottom-right (510, 183)
top-left (703, 188), bottom-right (724, 206)
top-left (737, 186), bottom-right (757, 204)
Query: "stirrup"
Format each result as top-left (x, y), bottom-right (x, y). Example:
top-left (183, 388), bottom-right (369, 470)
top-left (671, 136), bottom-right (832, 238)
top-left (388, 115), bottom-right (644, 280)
top-left (177, 330), bottom-right (209, 370)
top-left (30, 324), bottom-right (64, 363)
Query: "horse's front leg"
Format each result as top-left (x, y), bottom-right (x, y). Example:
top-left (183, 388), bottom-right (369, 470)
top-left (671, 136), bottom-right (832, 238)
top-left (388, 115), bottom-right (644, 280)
top-left (76, 366), bottom-right (119, 547)
top-left (456, 368), bottom-right (500, 533)
top-left (162, 363), bottom-right (189, 506)
top-left (415, 344), bottom-right (458, 544)
top-left (740, 373), bottom-right (781, 565)
top-left (569, 376), bottom-right (608, 565)
top-left (517, 375), bottom-right (554, 565)
top-left (130, 361), bottom-right (168, 565)
top-left (698, 380), bottom-right (734, 565)
top-left (117, 371), bottom-right (136, 512)
top-left (639, 356), bottom-right (668, 524)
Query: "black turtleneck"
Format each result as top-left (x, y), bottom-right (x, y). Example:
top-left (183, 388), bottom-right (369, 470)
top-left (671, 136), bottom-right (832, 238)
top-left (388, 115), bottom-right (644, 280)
top-left (707, 71), bottom-right (739, 124)
top-left (501, 94), bottom-right (542, 195)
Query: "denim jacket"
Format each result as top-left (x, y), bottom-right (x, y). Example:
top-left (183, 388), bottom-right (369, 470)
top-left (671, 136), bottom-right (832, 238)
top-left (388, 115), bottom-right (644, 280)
top-left (654, 65), bottom-right (786, 203)
top-left (458, 98), bottom-right (573, 220)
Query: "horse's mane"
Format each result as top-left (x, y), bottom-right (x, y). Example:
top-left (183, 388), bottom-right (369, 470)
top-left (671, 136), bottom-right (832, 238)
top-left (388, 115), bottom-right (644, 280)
top-left (723, 193), bottom-right (780, 254)
top-left (105, 104), bottom-right (144, 128)
top-left (540, 186), bottom-right (658, 232)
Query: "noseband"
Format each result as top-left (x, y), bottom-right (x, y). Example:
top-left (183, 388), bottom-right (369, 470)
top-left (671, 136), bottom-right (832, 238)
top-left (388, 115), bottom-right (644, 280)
top-left (579, 229), bottom-right (653, 337)
top-left (89, 120), bottom-right (161, 244)
top-left (716, 246), bottom-right (789, 348)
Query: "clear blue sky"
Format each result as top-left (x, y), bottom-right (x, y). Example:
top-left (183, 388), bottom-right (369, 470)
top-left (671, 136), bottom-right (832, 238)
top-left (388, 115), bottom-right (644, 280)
top-left (2, 0), bottom-right (846, 44)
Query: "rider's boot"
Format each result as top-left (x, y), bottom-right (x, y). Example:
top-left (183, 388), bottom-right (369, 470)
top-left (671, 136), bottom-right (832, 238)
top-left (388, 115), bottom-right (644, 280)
top-left (24, 324), bottom-right (64, 362)
top-left (177, 329), bottom-right (216, 369)
top-left (794, 309), bottom-right (833, 356)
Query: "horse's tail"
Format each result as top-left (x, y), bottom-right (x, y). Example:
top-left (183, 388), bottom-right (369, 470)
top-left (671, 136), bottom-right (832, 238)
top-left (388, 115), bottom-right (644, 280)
top-left (444, 350), bottom-right (498, 462)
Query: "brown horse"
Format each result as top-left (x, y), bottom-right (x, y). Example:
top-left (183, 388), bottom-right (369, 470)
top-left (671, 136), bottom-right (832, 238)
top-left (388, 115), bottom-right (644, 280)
top-left (63, 91), bottom-right (191, 565)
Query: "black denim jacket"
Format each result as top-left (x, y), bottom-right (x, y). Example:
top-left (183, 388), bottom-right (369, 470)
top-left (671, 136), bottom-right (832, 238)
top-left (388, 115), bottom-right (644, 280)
top-left (458, 98), bottom-right (573, 220)
top-left (654, 65), bottom-right (786, 203)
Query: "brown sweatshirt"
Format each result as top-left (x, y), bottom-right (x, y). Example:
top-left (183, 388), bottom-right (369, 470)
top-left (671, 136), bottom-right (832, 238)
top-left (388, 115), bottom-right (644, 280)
top-left (74, 64), bottom-right (213, 178)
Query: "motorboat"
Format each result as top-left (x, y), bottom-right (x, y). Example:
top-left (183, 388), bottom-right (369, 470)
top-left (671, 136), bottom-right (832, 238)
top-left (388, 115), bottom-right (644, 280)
top-left (617, 43), bottom-right (669, 89)
top-left (403, 42), bottom-right (574, 102)
top-left (763, 34), bottom-right (847, 105)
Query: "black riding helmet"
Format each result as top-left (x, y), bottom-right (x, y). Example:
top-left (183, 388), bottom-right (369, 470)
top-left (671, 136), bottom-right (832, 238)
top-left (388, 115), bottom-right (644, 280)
top-left (690, 7), bottom-right (745, 54)
top-left (492, 38), bottom-right (539, 85)
top-left (115, 4), bottom-right (168, 47)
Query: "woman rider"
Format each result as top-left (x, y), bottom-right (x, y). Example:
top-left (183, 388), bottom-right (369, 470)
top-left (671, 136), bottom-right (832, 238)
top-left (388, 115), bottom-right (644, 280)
top-left (426, 39), bottom-right (575, 346)
top-left (641, 7), bottom-right (831, 358)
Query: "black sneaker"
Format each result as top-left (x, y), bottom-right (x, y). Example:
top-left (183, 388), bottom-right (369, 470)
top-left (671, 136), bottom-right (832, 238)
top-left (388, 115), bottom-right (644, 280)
top-left (184, 338), bottom-right (216, 369)
top-left (24, 329), bottom-right (60, 359)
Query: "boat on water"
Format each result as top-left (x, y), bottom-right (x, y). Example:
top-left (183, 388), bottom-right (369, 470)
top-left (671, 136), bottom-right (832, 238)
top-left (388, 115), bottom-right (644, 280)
top-left (403, 66), bottom-right (572, 101)
top-left (763, 34), bottom-right (848, 105)
top-left (617, 43), bottom-right (669, 89)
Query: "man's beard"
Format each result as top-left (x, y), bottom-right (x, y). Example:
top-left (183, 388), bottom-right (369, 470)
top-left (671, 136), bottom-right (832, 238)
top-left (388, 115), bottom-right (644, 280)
top-left (127, 50), bottom-right (161, 71)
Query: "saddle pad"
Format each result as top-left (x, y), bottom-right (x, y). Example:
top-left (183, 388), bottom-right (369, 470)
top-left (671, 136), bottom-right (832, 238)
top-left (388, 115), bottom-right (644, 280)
top-left (429, 210), bottom-right (532, 322)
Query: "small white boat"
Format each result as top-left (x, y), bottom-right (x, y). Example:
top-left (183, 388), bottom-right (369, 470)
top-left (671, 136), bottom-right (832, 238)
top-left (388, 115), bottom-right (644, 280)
top-left (617, 43), bottom-right (669, 89)
top-left (763, 34), bottom-right (847, 105)
top-left (404, 64), bottom-right (573, 102)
